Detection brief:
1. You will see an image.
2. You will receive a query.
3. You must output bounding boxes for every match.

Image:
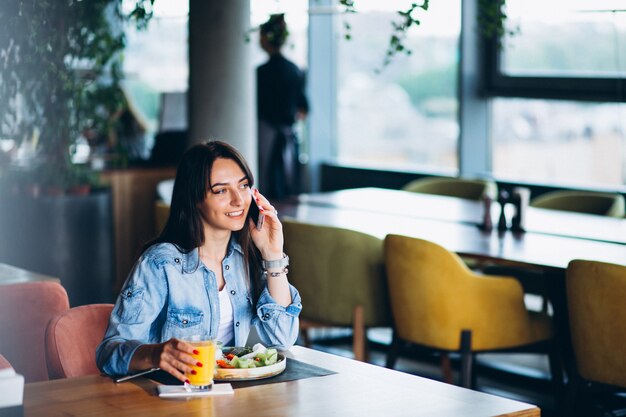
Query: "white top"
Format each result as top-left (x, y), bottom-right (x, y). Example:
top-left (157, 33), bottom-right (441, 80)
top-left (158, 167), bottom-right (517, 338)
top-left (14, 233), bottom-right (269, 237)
top-left (216, 286), bottom-right (234, 346)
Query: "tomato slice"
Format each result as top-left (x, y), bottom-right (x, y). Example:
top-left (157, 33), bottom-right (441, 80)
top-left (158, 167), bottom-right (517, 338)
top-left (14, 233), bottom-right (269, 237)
top-left (216, 359), bottom-right (234, 369)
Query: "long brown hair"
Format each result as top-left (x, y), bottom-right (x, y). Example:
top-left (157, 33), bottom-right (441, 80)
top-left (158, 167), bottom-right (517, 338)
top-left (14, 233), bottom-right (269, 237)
top-left (150, 140), bottom-right (263, 301)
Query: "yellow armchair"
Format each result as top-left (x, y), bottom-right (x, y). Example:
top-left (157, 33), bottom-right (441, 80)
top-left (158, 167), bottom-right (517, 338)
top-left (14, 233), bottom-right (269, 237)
top-left (531, 190), bottom-right (625, 218)
top-left (402, 176), bottom-right (497, 200)
top-left (384, 234), bottom-right (555, 387)
top-left (565, 260), bottom-right (626, 415)
top-left (283, 219), bottom-right (392, 361)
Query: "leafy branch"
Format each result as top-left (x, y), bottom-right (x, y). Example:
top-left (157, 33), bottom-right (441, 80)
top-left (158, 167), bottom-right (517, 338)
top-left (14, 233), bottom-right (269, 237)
top-left (337, 0), bottom-right (430, 71)
top-left (477, 0), bottom-right (518, 46)
top-left (380, 1), bottom-right (430, 69)
top-left (338, 0), bottom-right (356, 41)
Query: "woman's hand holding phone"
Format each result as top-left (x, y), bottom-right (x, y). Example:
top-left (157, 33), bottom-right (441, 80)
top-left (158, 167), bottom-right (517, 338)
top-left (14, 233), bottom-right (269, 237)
top-left (249, 188), bottom-right (283, 260)
top-left (249, 188), bottom-right (291, 306)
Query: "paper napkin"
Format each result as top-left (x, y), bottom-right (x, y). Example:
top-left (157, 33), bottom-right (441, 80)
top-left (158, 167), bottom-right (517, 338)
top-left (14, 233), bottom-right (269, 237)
top-left (0, 367), bottom-right (24, 408)
top-left (157, 383), bottom-right (234, 398)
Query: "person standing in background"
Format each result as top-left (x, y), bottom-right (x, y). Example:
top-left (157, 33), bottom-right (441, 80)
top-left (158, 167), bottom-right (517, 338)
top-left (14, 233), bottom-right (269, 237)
top-left (257, 14), bottom-right (309, 200)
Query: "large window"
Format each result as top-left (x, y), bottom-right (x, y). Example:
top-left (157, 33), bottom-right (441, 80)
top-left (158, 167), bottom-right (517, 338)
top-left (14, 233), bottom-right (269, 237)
top-left (487, 0), bottom-right (626, 188)
top-left (335, 0), bottom-right (461, 174)
top-left (308, 0), bottom-right (626, 191)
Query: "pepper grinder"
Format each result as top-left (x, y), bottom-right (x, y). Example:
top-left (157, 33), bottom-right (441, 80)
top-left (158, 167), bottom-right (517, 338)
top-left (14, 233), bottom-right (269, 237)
top-left (497, 190), bottom-right (510, 231)
top-left (480, 194), bottom-right (493, 231)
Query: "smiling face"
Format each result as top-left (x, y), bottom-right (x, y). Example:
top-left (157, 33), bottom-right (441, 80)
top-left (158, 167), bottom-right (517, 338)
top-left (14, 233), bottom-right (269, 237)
top-left (197, 157), bottom-right (253, 235)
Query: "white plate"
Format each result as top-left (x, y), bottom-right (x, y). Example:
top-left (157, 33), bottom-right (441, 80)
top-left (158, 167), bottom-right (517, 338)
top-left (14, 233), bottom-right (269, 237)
top-left (214, 353), bottom-right (286, 382)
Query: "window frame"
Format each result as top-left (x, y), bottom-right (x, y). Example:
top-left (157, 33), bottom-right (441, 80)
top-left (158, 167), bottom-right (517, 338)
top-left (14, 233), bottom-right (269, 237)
top-left (307, 0), bottom-right (626, 192)
top-left (482, 23), bottom-right (626, 103)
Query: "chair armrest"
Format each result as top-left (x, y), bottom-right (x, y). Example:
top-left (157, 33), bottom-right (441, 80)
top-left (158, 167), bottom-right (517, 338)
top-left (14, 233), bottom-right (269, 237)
top-left (462, 274), bottom-right (538, 350)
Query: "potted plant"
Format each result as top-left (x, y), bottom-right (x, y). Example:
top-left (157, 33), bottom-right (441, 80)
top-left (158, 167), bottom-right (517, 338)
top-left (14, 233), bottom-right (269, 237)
top-left (0, 0), bottom-right (155, 190)
top-left (0, 0), bottom-right (154, 305)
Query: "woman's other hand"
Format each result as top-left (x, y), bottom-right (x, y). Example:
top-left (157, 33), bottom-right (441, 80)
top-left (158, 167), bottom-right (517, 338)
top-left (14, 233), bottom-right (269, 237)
top-left (249, 188), bottom-right (284, 260)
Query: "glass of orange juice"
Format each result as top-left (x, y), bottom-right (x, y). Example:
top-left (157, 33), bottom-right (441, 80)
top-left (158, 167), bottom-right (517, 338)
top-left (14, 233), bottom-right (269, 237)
top-left (184, 336), bottom-right (216, 391)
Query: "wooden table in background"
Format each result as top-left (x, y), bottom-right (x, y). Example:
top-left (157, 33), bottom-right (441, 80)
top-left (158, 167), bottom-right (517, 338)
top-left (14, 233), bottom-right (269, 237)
top-left (277, 201), bottom-right (626, 270)
top-left (299, 187), bottom-right (626, 245)
top-left (24, 346), bottom-right (539, 417)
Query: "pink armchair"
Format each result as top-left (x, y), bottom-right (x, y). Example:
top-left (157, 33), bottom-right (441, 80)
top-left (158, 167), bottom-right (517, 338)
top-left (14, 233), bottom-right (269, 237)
top-left (0, 281), bottom-right (69, 382)
top-left (45, 304), bottom-right (113, 379)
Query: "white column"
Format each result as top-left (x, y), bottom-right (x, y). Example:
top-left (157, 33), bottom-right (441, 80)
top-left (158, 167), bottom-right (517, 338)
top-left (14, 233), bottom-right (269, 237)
top-left (458, 0), bottom-right (491, 178)
top-left (189, 0), bottom-right (256, 174)
top-left (307, 0), bottom-right (337, 192)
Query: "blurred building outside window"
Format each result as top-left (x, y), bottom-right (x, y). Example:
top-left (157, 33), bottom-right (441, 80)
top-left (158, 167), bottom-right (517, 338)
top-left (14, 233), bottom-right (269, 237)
top-left (491, 0), bottom-right (626, 189)
top-left (335, 0), bottom-right (461, 175)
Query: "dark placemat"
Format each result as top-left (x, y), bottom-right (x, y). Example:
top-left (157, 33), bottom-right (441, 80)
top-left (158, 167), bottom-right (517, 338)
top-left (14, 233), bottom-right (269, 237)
top-left (229, 358), bottom-right (336, 389)
top-left (147, 358), bottom-right (336, 389)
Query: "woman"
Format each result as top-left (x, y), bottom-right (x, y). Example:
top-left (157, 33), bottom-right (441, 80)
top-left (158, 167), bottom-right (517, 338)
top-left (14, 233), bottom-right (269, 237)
top-left (257, 13), bottom-right (309, 199)
top-left (96, 141), bottom-right (301, 382)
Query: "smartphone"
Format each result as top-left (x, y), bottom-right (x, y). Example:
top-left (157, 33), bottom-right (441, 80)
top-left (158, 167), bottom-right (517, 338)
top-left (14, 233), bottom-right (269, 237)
top-left (249, 189), bottom-right (265, 231)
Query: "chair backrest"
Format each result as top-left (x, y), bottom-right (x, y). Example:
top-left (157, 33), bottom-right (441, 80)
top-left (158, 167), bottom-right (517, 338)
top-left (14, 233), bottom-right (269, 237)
top-left (0, 281), bottom-right (69, 382)
top-left (282, 219), bottom-right (391, 328)
top-left (384, 235), bottom-right (542, 351)
top-left (566, 260), bottom-right (626, 388)
top-left (531, 190), bottom-right (625, 218)
top-left (402, 177), bottom-right (497, 200)
top-left (45, 304), bottom-right (114, 379)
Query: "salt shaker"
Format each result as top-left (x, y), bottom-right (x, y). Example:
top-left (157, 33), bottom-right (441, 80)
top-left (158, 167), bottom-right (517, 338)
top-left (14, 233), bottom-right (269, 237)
top-left (481, 194), bottom-right (493, 231)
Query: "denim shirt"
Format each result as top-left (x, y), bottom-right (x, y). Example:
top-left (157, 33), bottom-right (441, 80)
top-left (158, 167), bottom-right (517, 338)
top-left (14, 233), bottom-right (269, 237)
top-left (96, 239), bottom-right (302, 376)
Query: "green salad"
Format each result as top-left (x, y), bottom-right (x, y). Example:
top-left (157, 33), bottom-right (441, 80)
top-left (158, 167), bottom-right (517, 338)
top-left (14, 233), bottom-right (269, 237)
top-left (216, 347), bottom-right (279, 369)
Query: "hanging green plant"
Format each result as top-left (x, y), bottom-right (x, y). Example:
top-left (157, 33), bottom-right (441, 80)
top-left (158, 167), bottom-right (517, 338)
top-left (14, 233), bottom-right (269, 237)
top-left (0, 0), bottom-right (154, 195)
top-left (381, 1), bottom-right (430, 69)
top-left (336, 0), bottom-right (513, 69)
top-left (338, 0), bottom-right (357, 41)
top-left (477, 0), bottom-right (517, 45)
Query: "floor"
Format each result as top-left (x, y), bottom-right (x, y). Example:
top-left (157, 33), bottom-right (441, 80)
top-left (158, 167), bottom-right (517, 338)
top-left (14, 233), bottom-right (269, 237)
top-left (302, 327), bottom-right (560, 416)
top-left (304, 328), bottom-right (626, 417)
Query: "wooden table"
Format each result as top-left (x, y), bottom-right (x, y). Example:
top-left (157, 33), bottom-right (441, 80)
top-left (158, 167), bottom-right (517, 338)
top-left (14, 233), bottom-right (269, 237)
top-left (24, 346), bottom-right (539, 417)
top-left (299, 187), bottom-right (626, 245)
top-left (277, 202), bottom-right (626, 270)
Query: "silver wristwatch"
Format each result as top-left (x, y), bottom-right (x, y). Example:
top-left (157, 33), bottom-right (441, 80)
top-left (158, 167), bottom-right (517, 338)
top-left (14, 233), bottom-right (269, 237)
top-left (262, 254), bottom-right (289, 270)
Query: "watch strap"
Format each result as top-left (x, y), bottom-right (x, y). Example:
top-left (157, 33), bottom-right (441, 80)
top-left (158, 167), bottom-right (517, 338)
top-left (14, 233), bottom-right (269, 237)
top-left (262, 254), bottom-right (289, 270)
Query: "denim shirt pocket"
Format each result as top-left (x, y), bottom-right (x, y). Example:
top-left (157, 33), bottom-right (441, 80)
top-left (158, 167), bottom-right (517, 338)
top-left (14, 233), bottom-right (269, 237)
top-left (164, 308), bottom-right (205, 339)
top-left (117, 285), bottom-right (145, 324)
